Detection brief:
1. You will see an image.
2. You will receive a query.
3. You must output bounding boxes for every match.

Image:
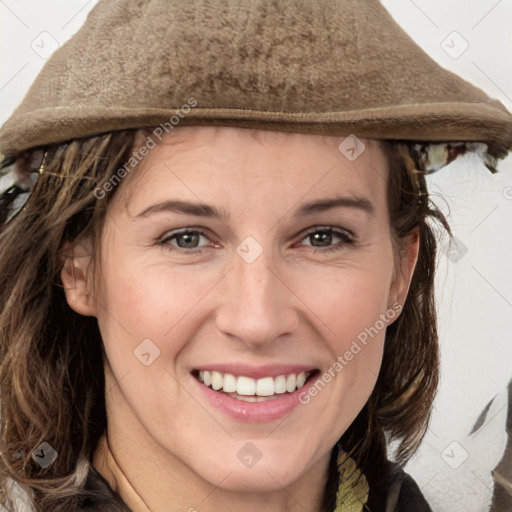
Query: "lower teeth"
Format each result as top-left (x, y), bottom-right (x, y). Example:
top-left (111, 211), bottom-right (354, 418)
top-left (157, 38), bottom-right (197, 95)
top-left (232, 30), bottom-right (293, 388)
top-left (225, 392), bottom-right (282, 402)
top-left (201, 384), bottom-right (290, 401)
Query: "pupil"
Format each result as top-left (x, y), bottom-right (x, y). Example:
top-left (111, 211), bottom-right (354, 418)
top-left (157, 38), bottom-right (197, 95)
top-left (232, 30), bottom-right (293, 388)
top-left (177, 233), bottom-right (199, 248)
top-left (311, 231), bottom-right (331, 247)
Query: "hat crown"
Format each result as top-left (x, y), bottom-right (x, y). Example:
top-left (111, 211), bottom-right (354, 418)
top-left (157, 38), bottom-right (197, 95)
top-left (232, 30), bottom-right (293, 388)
top-left (1, 0), bottom-right (511, 156)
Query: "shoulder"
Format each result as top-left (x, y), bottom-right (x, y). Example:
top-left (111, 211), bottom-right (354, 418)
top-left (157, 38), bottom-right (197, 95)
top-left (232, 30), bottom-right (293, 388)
top-left (0, 469), bottom-right (128, 512)
top-left (75, 467), bottom-right (130, 511)
top-left (3, 461), bottom-right (430, 512)
top-left (366, 460), bottom-right (432, 512)
top-left (35, 467), bottom-right (130, 512)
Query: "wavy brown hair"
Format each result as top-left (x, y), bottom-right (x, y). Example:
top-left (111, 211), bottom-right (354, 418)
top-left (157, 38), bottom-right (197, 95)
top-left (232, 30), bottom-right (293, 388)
top-left (0, 130), bottom-right (449, 511)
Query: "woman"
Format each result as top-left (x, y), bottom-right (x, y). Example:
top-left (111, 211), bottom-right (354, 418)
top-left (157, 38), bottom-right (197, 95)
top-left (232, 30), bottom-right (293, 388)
top-left (0, 1), bottom-right (511, 511)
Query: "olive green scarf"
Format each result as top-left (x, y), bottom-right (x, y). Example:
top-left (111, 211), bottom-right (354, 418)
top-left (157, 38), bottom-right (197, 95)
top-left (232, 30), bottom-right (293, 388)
top-left (334, 449), bottom-right (369, 512)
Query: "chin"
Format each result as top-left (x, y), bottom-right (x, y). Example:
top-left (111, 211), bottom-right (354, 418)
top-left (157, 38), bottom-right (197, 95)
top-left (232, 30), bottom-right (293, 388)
top-left (182, 445), bottom-right (308, 493)
top-left (205, 464), bottom-right (302, 493)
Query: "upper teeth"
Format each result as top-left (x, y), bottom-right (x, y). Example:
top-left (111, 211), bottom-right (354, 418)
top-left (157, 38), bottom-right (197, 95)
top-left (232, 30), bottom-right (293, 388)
top-left (198, 371), bottom-right (310, 396)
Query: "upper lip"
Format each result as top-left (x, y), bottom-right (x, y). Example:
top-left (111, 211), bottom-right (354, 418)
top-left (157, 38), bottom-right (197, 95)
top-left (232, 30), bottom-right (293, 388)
top-left (193, 364), bottom-right (318, 380)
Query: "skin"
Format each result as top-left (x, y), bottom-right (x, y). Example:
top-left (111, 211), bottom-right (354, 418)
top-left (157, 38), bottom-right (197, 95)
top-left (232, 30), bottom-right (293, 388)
top-left (61, 126), bottom-right (418, 512)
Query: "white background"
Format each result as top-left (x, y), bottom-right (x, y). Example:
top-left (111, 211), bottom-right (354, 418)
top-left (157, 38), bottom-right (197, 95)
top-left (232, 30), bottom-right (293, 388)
top-left (1, 1), bottom-right (511, 511)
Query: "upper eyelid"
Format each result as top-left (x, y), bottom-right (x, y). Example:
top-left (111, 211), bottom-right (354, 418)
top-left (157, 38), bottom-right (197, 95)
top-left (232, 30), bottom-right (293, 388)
top-left (160, 228), bottom-right (212, 244)
top-left (300, 225), bottom-right (353, 238)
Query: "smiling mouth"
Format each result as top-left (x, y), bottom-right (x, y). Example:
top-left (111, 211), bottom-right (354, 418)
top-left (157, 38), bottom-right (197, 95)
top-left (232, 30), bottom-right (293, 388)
top-left (192, 369), bottom-right (320, 402)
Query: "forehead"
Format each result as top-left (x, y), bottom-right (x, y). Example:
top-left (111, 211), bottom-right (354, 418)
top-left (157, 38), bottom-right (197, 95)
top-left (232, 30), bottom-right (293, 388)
top-left (117, 126), bottom-right (389, 216)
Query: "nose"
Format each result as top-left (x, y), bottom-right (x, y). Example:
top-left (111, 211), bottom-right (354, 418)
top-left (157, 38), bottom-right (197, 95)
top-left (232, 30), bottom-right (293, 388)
top-left (214, 245), bottom-right (300, 349)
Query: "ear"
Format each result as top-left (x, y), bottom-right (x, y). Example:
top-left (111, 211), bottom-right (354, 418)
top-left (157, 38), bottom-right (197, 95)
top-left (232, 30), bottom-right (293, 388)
top-left (389, 228), bottom-right (420, 312)
top-left (60, 238), bottom-right (97, 317)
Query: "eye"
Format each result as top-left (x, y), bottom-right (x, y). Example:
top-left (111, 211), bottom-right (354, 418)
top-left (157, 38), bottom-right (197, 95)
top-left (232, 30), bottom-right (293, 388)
top-left (298, 227), bottom-right (354, 252)
top-left (159, 229), bottom-right (213, 253)
top-left (158, 226), bottom-right (353, 254)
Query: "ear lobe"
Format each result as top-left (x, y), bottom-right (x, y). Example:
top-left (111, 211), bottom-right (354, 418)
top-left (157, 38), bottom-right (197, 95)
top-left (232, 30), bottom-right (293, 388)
top-left (60, 239), bottom-right (97, 317)
top-left (389, 229), bottom-right (420, 312)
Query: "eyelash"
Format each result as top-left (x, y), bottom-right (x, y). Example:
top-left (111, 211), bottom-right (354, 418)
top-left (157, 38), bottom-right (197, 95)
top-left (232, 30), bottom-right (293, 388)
top-left (299, 226), bottom-right (354, 253)
top-left (158, 226), bottom-right (354, 254)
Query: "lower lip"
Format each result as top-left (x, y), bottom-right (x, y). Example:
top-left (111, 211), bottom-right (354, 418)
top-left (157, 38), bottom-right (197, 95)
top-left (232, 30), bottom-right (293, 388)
top-left (194, 376), bottom-right (313, 422)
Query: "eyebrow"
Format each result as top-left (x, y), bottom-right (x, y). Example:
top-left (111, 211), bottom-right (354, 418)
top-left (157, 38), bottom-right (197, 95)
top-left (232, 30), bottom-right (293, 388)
top-left (134, 195), bottom-right (374, 221)
top-left (134, 200), bottom-right (229, 221)
top-left (293, 196), bottom-right (374, 218)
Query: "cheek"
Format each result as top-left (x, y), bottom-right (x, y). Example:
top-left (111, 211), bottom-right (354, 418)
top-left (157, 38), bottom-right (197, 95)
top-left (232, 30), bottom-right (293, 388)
top-left (290, 254), bottom-right (394, 415)
top-left (94, 259), bottom-right (220, 369)
top-left (93, 262), bottom-right (214, 432)
top-left (293, 258), bottom-right (394, 351)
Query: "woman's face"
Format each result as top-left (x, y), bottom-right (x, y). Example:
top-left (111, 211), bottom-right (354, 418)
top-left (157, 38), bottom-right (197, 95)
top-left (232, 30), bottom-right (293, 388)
top-left (64, 126), bottom-right (417, 494)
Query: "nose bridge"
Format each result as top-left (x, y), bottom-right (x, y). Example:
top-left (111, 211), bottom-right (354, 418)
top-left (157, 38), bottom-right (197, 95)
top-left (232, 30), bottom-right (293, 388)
top-left (237, 248), bottom-right (275, 311)
top-left (215, 240), bottom-right (298, 347)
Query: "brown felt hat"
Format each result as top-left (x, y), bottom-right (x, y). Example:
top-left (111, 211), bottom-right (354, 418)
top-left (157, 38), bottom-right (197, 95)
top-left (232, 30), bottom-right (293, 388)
top-left (1, 0), bottom-right (511, 162)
